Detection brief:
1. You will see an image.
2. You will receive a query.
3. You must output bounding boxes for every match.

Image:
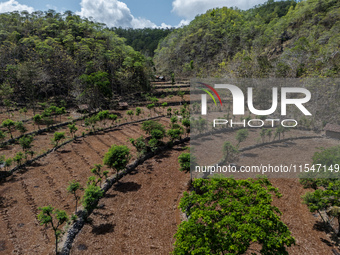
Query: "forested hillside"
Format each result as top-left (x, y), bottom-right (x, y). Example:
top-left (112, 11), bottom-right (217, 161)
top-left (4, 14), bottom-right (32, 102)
top-left (0, 10), bottom-right (153, 109)
top-left (112, 27), bottom-right (174, 57)
top-left (154, 0), bottom-right (340, 78)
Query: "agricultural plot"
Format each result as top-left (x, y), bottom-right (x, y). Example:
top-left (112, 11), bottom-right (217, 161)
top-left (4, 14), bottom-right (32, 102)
top-left (0, 118), bottom-right (174, 254)
top-left (70, 143), bottom-right (190, 255)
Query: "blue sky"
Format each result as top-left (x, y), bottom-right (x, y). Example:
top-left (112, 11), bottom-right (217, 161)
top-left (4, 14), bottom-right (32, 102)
top-left (0, 0), bottom-right (268, 28)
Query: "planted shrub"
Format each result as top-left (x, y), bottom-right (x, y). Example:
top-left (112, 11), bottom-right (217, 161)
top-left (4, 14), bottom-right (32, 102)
top-left (37, 205), bottom-right (69, 255)
top-left (2, 119), bottom-right (15, 139)
top-left (103, 145), bottom-right (131, 180)
top-left (130, 136), bottom-right (147, 158)
top-left (82, 184), bottom-right (104, 212)
top-left (108, 114), bottom-right (118, 126)
top-left (33, 114), bottom-right (42, 130)
top-left (68, 123), bottom-right (78, 138)
top-left (135, 107), bottom-right (142, 118)
top-left (178, 153), bottom-right (191, 172)
top-left (0, 130), bottom-right (6, 142)
top-left (126, 110), bottom-right (134, 121)
top-left (67, 180), bottom-right (81, 214)
top-left (19, 135), bottom-right (34, 152)
top-left (90, 164), bottom-right (109, 186)
top-left (52, 132), bottom-right (65, 148)
top-left (167, 128), bottom-right (183, 142)
top-left (141, 120), bottom-right (166, 136)
top-left (13, 151), bottom-right (24, 166)
top-left (15, 121), bottom-right (27, 135)
top-left (182, 118), bottom-right (190, 136)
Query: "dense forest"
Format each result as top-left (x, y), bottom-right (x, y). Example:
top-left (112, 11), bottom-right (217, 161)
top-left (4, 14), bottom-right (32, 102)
top-left (154, 0), bottom-right (340, 78)
top-left (0, 10), bottom-right (153, 110)
top-left (111, 27), bottom-right (174, 57)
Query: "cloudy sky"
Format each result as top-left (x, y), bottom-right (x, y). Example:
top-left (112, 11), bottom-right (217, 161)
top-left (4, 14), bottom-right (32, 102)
top-left (0, 0), bottom-right (267, 28)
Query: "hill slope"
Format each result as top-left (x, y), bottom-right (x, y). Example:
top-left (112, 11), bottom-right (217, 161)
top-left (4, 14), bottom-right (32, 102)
top-left (154, 0), bottom-right (340, 78)
top-left (0, 11), bottom-right (152, 109)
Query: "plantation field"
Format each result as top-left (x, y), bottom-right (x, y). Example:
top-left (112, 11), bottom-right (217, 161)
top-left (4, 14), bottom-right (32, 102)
top-left (71, 143), bottom-right (189, 254)
top-left (0, 117), bottom-right (175, 254)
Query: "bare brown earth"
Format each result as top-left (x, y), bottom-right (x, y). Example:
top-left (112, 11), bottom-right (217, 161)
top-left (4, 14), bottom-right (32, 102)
top-left (0, 106), bottom-right (178, 161)
top-left (197, 132), bottom-right (340, 254)
top-left (71, 144), bottom-right (190, 255)
top-left (192, 128), bottom-right (320, 167)
top-left (237, 138), bottom-right (340, 254)
top-left (0, 118), bottom-right (170, 255)
top-left (1, 98), bottom-right (340, 255)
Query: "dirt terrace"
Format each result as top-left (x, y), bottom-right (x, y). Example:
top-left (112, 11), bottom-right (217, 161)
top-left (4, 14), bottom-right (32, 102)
top-left (0, 118), bottom-right (171, 255)
top-left (0, 107), bottom-right (175, 161)
top-left (71, 143), bottom-right (190, 255)
top-left (197, 131), bottom-right (340, 254)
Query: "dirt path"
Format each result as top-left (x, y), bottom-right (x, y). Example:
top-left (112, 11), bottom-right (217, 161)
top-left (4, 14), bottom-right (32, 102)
top-left (71, 144), bottom-right (190, 255)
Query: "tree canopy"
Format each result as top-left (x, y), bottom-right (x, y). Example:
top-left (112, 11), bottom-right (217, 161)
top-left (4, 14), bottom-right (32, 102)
top-left (0, 10), bottom-right (153, 108)
top-left (173, 178), bottom-right (295, 254)
top-left (154, 0), bottom-right (340, 78)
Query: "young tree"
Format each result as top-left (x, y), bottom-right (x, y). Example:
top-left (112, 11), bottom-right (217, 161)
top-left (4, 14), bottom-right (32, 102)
top-left (167, 107), bottom-right (172, 117)
top-left (68, 123), bottom-right (78, 138)
top-left (260, 128), bottom-right (266, 143)
top-left (135, 107), bottom-right (142, 119)
top-left (19, 107), bottom-right (28, 120)
top-left (37, 206), bottom-right (69, 255)
top-left (182, 118), bottom-right (190, 136)
top-left (0, 130), bottom-right (6, 143)
top-left (126, 110), bottom-right (134, 121)
top-left (15, 121), bottom-right (27, 135)
top-left (266, 128), bottom-right (273, 142)
top-left (82, 184), bottom-right (104, 212)
top-left (275, 126), bottom-right (285, 140)
top-left (2, 119), bottom-right (15, 139)
top-left (223, 141), bottom-right (239, 163)
top-left (236, 129), bottom-right (249, 147)
top-left (103, 145), bottom-right (131, 180)
top-left (146, 103), bottom-right (154, 116)
top-left (141, 120), bottom-right (166, 136)
top-left (170, 116), bottom-right (178, 128)
top-left (97, 110), bottom-right (110, 128)
top-left (177, 91), bottom-right (185, 104)
top-left (178, 153), bottom-right (191, 173)
top-left (90, 164), bottom-right (109, 186)
top-left (161, 102), bottom-right (168, 114)
top-left (85, 115), bottom-right (99, 133)
top-left (67, 180), bottom-right (81, 214)
top-left (167, 128), bottom-right (183, 142)
top-left (130, 136), bottom-right (147, 158)
top-left (4, 157), bottom-right (13, 171)
top-left (108, 114), bottom-right (118, 127)
top-left (56, 107), bottom-right (66, 123)
top-left (13, 151), bottom-right (24, 166)
top-left (52, 132), bottom-right (65, 148)
top-left (3, 99), bottom-right (12, 116)
top-left (19, 135), bottom-right (34, 152)
top-left (171, 72), bottom-right (175, 85)
top-left (33, 114), bottom-right (43, 130)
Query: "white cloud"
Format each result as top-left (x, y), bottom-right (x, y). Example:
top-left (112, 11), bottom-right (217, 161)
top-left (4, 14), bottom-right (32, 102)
top-left (176, 19), bottom-right (191, 27)
top-left (172, 0), bottom-right (265, 20)
top-left (0, 0), bottom-right (34, 13)
top-left (77, 0), bottom-right (161, 29)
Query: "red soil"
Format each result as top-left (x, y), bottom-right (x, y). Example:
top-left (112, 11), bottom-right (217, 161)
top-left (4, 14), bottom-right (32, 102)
top-left (0, 118), bottom-right (170, 254)
top-left (71, 144), bottom-right (190, 255)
